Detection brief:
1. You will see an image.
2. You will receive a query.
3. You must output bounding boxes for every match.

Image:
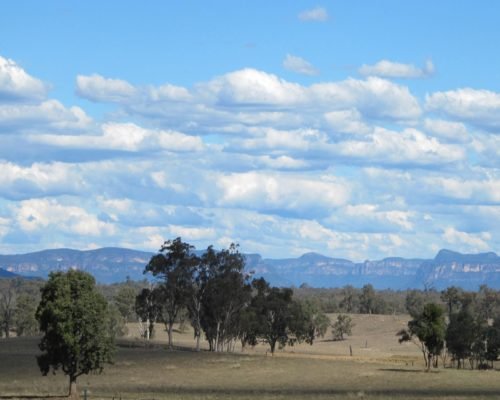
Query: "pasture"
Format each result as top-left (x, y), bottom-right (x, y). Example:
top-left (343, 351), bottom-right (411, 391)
top-left (1, 314), bottom-right (500, 400)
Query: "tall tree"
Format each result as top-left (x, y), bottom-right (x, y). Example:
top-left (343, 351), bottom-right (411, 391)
top-left (398, 303), bottom-right (446, 371)
top-left (144, 237), bottom-right (199, 348)
top-left (200, 244), bottom-right (251, 352)
top-left (359, 284), bottom-right (377, 314)
top-left (15, 293), bottom-right (38, 336)
top-left (0, 280), bottom-right (16, 338)
top-left (440, 286), bottom-right (463, 317)
top-left (36, 270), bottom-right (114, 399)
top-left (135, 287), bottom-right (163, 340)
top-left (114, 286), bottom-right (138, 322)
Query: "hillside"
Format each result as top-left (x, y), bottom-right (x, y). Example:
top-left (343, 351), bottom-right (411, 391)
top-left (1, 247), bottom-right (500, 290)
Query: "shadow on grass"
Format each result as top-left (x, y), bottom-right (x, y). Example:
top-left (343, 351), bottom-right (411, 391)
top-left (89, 386), bottom-right (500, 398)
top-left (379, 368), bottom-right (441, 374)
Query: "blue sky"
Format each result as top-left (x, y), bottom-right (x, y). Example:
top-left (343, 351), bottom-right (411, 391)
top-left (0, 1), bottom-right (500, 260)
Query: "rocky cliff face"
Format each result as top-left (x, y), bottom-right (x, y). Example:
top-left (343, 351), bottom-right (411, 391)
top-left (1, 247), bottom-right (500, 290)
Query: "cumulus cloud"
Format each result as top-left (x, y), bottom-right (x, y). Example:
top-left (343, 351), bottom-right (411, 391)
top-left (423, 176), bottom-right (500, 203)
top-left (333, 128), bottom-right (465, 166)
top-left (359, 59), bottom-right (435, 79)
top-left (442, 227), bottom-right (491, 252)
top-left (283, 54), bottom-right (319, 76)
top-left (15, 198), bottom-right (115, 236)
top-left (0, 161), bottom-right (84, 200)
top-left (298, 7), bottom-right (329, 22)
top-left (310, 76), bottom-right (421, 120)
top-left (217, 171), bottom-right (350, 216)
top-left (76, 74), bottom-right (137, 103)
top-left (423, 118), bottom-right (469, 143)
top-left (31, 122), bottom-right (204, 152)
top-left (324, 109), bottom-right (371, 135)
top-left (426, 88), bottom-right (500, 130)
top-left (0, 99), bottom-right (92, 133)
top-left (0, 55), bottom-right (47, 102)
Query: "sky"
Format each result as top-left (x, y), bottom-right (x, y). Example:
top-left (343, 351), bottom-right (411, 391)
top-left (0, 1), bottom-right (500, 260)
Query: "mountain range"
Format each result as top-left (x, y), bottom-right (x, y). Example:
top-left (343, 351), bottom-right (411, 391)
top-left (1, 247), bottom-right (500, 290)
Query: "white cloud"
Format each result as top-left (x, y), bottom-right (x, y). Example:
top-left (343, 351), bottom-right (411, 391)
top-left (283, 54), bottom-right (319, 76)
top-left (0, 99), bottom-right (92, 131)
top-left (201, 68), bottom-right (307, 107)
top-left (0, 55), bottom-right (47, 102)
top-left (359, 59), bottom-right (435, 79)
top-left (343, 204), bottom-right (414, 230)
top-left (310, 77), bottom-right (421, 120)
top-left (298, 7), bottom-right (329, 22)
top-left (426, 88), bottom-right (500, 130)
top-left (217, 171), bottom-right (350, 214)
top-left (0, 161), bottom-right (84, 199)
top-left (442, 227), bottom-right (491, 252)
top-left (333, 128), bottom-right (465, 166)
top-left (324, 109), bottom-right (371, 135)
top-left (423, 118), bottom-right (469, 143)
top-left (423, 176), bottom-right (500, 203)
top-left (16, 198), bottom-right (115, 236)
top-left (76, 74), bottom-right (137, 103)
top-left (30, 122), bottom-right (204, 152)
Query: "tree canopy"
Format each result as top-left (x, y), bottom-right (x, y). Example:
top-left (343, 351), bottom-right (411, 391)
top-left (36, 270), bottom-right (114, 399)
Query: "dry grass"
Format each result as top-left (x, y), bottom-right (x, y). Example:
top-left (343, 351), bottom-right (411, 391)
top-left (1, 315), bottom-right (500, 400)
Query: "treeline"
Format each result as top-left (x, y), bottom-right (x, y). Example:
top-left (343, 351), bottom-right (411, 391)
top-left (135, 238), bottom-right (329, 353)
top-left (399, 285), bottom-right (500, 370)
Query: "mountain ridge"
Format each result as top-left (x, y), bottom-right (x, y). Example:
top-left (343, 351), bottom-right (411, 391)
top-left (1, 247), bottom-right (500, 290)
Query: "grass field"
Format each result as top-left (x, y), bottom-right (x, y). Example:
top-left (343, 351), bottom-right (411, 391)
top-left (1, 314), bottom-right (500, 400)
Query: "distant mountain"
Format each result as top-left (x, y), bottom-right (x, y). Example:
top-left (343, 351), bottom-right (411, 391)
top-left (1, 247), bottom-right (500, 290)
top-left (0, 248), bottom-right (153, 283)
top-left (0, 267), bottom-right (22, 279)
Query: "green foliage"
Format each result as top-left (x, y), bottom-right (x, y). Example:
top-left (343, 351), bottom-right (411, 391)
top-left (398, 302), bottom-right (446, 370)
top-left (36, 270), bottom-right (114, 396)
top-left (113, 286), bottom-right (138, 322)
top-left (144, 237), bottom-right (198, 348)
top-left (135, 287), bottom-right (163, 340)
top-left (332, 314), bottom-right (354, 341)
top-left (15, 293), bottom-right (39, 336)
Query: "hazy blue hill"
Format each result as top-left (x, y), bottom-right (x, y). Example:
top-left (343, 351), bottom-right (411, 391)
top-left (1, 247), bottom-right (500, 289)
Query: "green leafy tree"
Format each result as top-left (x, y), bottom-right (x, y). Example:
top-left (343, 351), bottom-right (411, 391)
top-left (0, 279), bottom-right (17, 338)
top-left (144, 237), bottom-right (199, 349)
top-left (36, 270), bottom-right (114, 398)
top-left (359, 284), bottom-right (377, 314)
top-left (15, 293), bottom-right (38, 336)
top-left (398, 303), bottom-right (446, 371)
top-left (200, 244), bottom-right (251, 352)
top-left (135, 287), bottom-right (163, 340)
top-left (332, 314), bottom-right (354, 341)
top-left (113, 286), bottom-right (138, 322)
top-left (249, 278), bottom-right (309, 354)
top-left (440, 286), bottom-right (463, 317)
top-left (339, 285), bottom-right (358, 313)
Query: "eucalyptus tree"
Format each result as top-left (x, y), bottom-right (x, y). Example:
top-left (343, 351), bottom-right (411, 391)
top-left (144, 237), bottom-right (199, 348)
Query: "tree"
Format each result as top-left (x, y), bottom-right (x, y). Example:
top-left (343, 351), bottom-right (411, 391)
top-left (249, 279), bottom-right (309, 354)
top-left (36, 270), bottom-right (114, 399)
top-left (398, 303), bottom-right (446, 371)
top-left (0, 279), bottom-right (17, 338)
top-left (135, 287), bottom-right (163, 340)
top-left (144, 237), bottom-right (199, 349)
top-left (440, 286), bottom-right (462, 317)
top-left (339, 285), bottom-right (357, 313)
top-left (15, 293), bottom-right (38, 336)
top-left (200, 244), bottom-right (251, 352)
top-left (114, 286), bottom-right (138, 322)
top-left (359, 284), bottom-right (377, 314)
top-left (332, 314), bottom-right (354, 341)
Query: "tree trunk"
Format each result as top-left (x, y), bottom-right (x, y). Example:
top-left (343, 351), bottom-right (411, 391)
top-left (69, 376), bottom-right (79, 399)
top-left (196, 333), bottom-right (201, 352)
top-left (270, 339), bottom-right (276, 355)
top-left (168, 321), bottom-right (174, 349)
